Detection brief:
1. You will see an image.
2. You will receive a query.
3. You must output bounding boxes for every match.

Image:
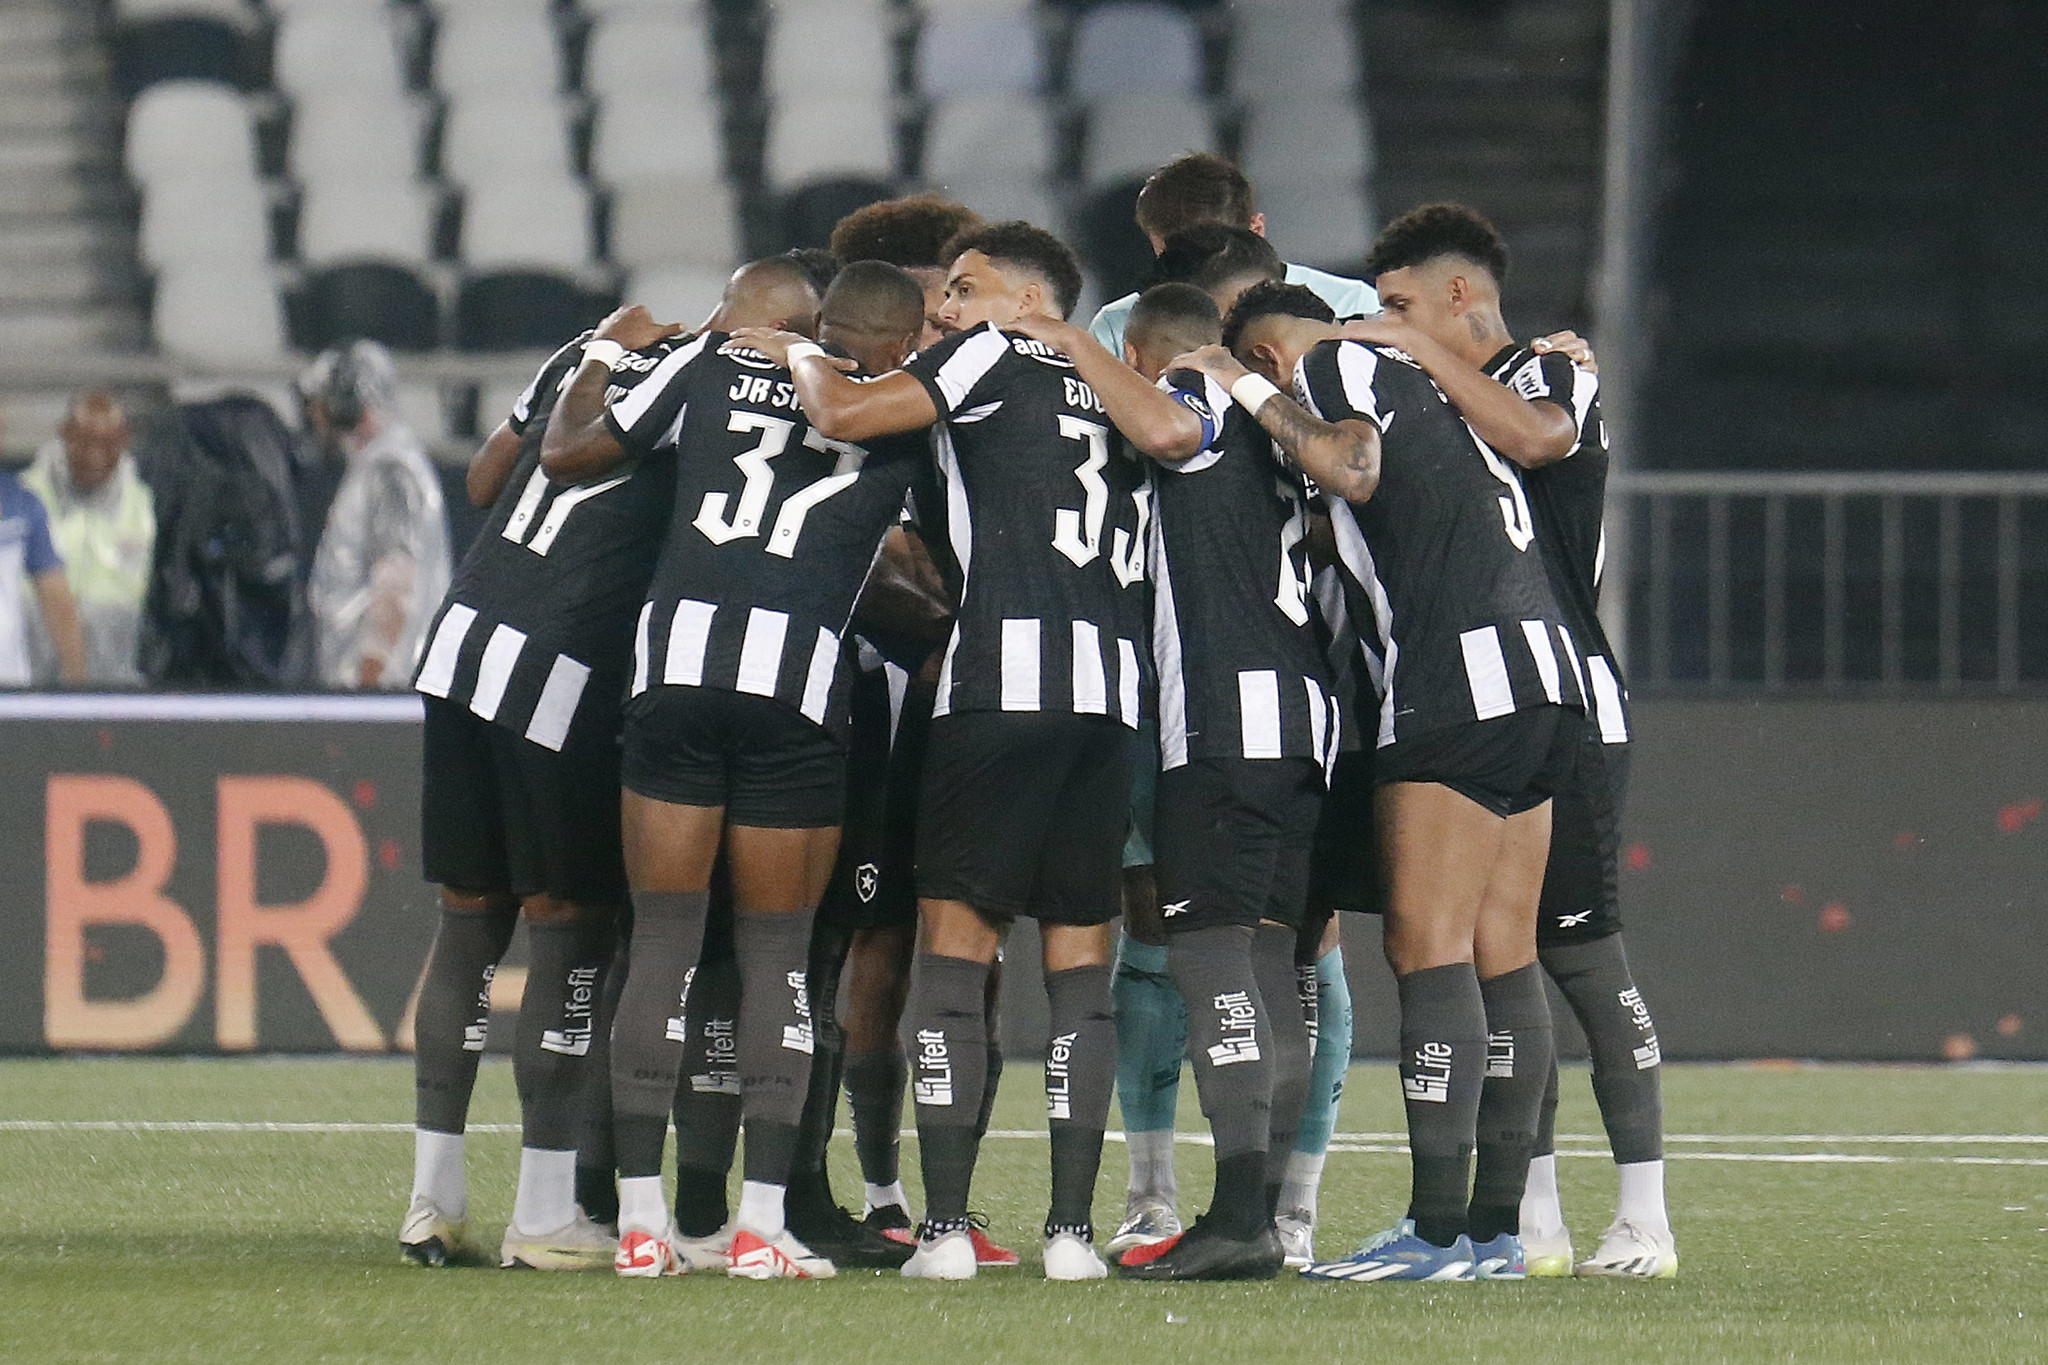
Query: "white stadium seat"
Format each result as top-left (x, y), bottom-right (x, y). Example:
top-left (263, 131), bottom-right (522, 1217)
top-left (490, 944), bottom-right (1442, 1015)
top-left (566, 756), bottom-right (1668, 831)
top-left (154, 264), bottom-right (288, 366)
top-left (139, 175), bottom-right (268, 269)
top-left (114, 0), bottom-right (254, 23)
top-left (764, 0), bottom-right (895, 98)
top-left (914, 9), bottom-right (1041, 97)
top-left (590, 96), bottom-right (723, 184)
top-left (271, 0), bottom-right (405, 97)
top-left (1258, 182), bottom-right (1374, 269)
top-left (629, 264), bottom-right (730, 330)
top-left (583, 9), bottom-right (716, 99)
top-left (921, 94), bottom-right (1054, 182)
top-left (434, 8), bottom-right (560, 96)
top-left (462, 177), bottom-right (591, 271)
top-left (608, 177), bottom-right (739, 270)
top-left (439, 95), bottom-right (573, 187)
top-left (763, 95), bottom-right (897, 189)
top-left (1068, 2), bottom-right (1202, 99)
top-left (289, 91), bottom-right (425, 184)
top-left (126, 80), bottom-right (256, 186)
top-left (1240, 101), bottom-right (1372, 188)
top-left (926, 177), bottom-right (1059, 233)
top-left (297, 179), bottom-right (437, 266)
top-left (1082, 93), bottom-right (1215, 186)
top-left (1230, 9), bottom-right (1357, 98)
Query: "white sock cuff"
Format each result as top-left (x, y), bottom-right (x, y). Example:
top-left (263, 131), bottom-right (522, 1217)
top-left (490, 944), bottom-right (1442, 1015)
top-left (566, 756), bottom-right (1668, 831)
top-left (617, 1175), bottom-right (668, 1236)
top-left (864, 1181), bottom-right (909, 1215)
top-left (736, 1179), bottom-right (787, 1239)
top-left (511, 1147), bottom-right (579, 1237)
top-left (412, 1128), bottom-right (467, 1217)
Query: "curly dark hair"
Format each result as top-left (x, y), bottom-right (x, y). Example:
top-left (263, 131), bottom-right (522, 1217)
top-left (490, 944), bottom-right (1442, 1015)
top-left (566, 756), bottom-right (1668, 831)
top-left (1364, 202), bottom-right (1509, 283)
top-left (1220, 279), bottom-right (1334, 353)
top-left (939, 220), bottom-right (1085, 320)
top-left (828, 194), bottom-right (983, 269)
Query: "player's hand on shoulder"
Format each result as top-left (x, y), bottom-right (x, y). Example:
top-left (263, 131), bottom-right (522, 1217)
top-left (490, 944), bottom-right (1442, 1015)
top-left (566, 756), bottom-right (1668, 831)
top-left (1333, 316), bottom-right (1411, 349)
top-left (595, 303), bottom-right (685, 350)
top-left (1532, 330), bottom-right (1597, 372)
top-left (997, 313), bottom-right (1075, 350)
top-left (725, 328), bottom-right (857, 370)
top-left (1167, 344), bottom-right (1249, 387)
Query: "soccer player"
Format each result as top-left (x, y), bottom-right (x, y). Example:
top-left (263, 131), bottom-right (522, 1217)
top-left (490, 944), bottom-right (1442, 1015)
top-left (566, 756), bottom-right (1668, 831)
top-left (1334, 204), bottom-right (1675, 1278)
top-left (734, 222), bottom-right (1148, 1282)
top-left (544, 257), bottom-right (926, 1281)
top-left (829, 194), bottom-right (985, 347)
top-left (401, 321), bottom-right (679, 1270)
top-left (1192, 280), bottom-right (1585, 1282)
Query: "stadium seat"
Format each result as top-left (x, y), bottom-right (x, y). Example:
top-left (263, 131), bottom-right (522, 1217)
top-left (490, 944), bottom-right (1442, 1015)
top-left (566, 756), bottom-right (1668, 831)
top-left (1258, 182), bottom-right (1373, 272)
top-left (1075, 176), bottom-right (1154, 301)
top-left (439, 95), bottom-right (573, 187)
top-left (434, 7), bottom-right (561, 96)
top-left (1239, 101), bottom-right (1371, 189)
top-left (125, 80), bottom-right (256, 186)
top-left (153, 265), bottom-right (289, 366)
top-left (926, 177), bottom-right (1059, 233)
top-left (289, 92), bottom-right (426, 183)
top-left (763, 96), bottom-right (898, 189)
top-left (296, 179), bottom-right (436, 266)
top-left (1228, 7), bottom-right (1357, 99)
top-left (913, 8), bottom-right (1042, 97)
top-left (582, 8), bottom-right (716, 99)
top-left (589, 96), bottom-right (724, 183)
top-left (763, 0), bottom-right (896, 99)
top-left (462, 178), bottom-right (592, 271)
top-left (271, 0), bottom-right (406, 97)
top-left (289, 263), bottom-right (442, 352)
top-left (456, 273), bottom-right (617, 351)
top-left (139, 175), bottom-right (270, 269)
top-left (629, 264), bottom-right (730, 331)
top-left (921, 94), bottom-right (1054, 182)
top-left (110, 14), bottom-right (254, 97)
top-left (1082, 93), bottom-right (1215, 186)
top-left (1067, 2), bottom-right (1202, 99)
top-left (780, 177), bottom-right (895, 251)
top-left (609, 177), bottom-right (739, 270)
top-left (113, 0), bottom-right (251, 18)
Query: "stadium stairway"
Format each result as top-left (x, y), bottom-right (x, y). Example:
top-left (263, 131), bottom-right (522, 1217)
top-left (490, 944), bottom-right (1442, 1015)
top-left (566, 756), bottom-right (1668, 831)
top-left (0, 0), bottom-right (142, 455)
top-left (1359, 0), bottom-right (1606, 338)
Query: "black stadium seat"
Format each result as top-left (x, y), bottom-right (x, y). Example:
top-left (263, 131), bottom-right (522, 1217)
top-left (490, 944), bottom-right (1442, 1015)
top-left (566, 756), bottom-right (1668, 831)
top-left (455, 272), bottom-right (619, 352)
top-left (778, 178), bottom-right (897, 253)
top-left (289, 263), bottom-right (442, 353)
top-left (111, 16), bottom-right (253, 98)
top-left (1076, 176), bottom-right (1156, 303)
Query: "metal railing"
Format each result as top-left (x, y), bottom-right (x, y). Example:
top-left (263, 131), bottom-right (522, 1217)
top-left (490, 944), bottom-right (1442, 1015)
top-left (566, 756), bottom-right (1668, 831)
top-left (1609, 472), bottom-right (2048, 695)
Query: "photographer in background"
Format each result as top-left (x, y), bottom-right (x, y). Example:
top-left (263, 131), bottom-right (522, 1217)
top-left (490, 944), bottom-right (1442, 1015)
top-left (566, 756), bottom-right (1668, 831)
top-left (22, 392), bottom-right (153, 685)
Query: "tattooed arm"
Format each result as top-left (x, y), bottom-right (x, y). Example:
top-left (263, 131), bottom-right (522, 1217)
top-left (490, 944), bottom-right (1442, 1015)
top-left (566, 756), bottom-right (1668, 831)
top-left (1168, 344), bottom-right (1381, 504)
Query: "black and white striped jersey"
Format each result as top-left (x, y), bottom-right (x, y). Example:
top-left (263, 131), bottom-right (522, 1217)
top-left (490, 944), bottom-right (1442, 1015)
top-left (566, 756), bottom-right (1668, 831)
top-left (1150, 369), bottom-right (1340, 771)
top-left (1295, 338), bottom-right (1584, 746)
top-left (606, 334), bottom-right (925, 737)
top-left (904, 323), bottom-right (1150, 726)
top-left (1486, 344), bottom-right (1629, 744)
top-left (413, 332), bottom-right (678, 753)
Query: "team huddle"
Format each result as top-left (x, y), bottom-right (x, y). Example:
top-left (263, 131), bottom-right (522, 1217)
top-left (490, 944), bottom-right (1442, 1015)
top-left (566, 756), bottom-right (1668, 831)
top-left (399, 154), bottom-right (1678, 1285)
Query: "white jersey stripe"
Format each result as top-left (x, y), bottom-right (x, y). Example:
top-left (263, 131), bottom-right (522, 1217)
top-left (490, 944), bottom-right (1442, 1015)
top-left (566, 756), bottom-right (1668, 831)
top-left (1333, 342), bottom-right (1384, 424)
top-left (932, 327), bottom-right (1011, 411)
top-left (1154, 542), bottom-right (1190, 768)
top-left (608, 332), bottom-right (710, 434)
top-left (932, 429), bottom-right (971, 719)
top-left (736, 608), bottom-right (789, 697)
top-left (630, 601), bottom-right (652, 696)
top-left (524, 653), bottom-right (591, 751)
top-left (1587, 654), bottom-right (1630, 744)
top-left (469, 623), bottom-right (527, 722)
top-left (1522, 619), bottom-right (1562, 703)
top-left (664, 599), bottom-right (717, 686)
top-left (1238, 670), bottom-right (1283, 758)
top-left (1459, 625), bottom-right (1516, 721)
top-left (1071, 620), bottom-right (1108, 716)
top-left (1000, 618), bottom-right (1041, 711)
top-left (1558, 624), bottom-right (1587, 703)
top-left (415, 604), bottom-right (476, 698)
top-left (1117, 637), bottom-right (1140, 728)
top-left (1305, 675), bottom-right (1329, 766)
top-left (798, 626), bottom-right (838, 723)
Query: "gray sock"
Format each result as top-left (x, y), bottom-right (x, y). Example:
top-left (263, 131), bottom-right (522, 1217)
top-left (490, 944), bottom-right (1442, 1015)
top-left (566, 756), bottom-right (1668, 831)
top-left (1471, 963), bottom-right (1555, 1242)
top-left (1254, 924), bottom-right (1311, 1196)
top-left (1396, 962), bottom-right (1486, 1247)
top-left (1167, 925), bottom-right (1271, 1236)
top-left (1542, 933), bottom-right (1665, 1164)
top-left (733, 908), bottom-right (819, 1186)
top-left (515, 915), bottom-right (614, 1151)
top-left (1044, 963), bottom-right (1116, 1232)
top-left (414, 904), bottom-right (517, 1133)
top-left (904, 953), bottom-right (991, 1223)
top-left (1536, 1047), bottom-right (1561, 1157)
top-left (671, 945), bottom-right (740, 1235)
top-left (609, 889), bottom-right (711, 1178)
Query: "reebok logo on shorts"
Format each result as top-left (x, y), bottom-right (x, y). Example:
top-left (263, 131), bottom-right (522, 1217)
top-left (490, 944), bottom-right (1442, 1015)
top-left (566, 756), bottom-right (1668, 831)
top-left (782, 968), bottom-right (814, 1054)
top-left (1046, 1030), bottom-right (1077, 1120)
top-left (1485, 1029), bottom-right (1515, 1079)
top-left (1403, 1040), bottom-right (1453, 1103)
top-left (540, 965), bottom-right (600, 1056)
top-left (1163, 899), bottom-right (1191, 918)
top-left (913, 1028), bottom-right (953, 1106)
top-left (1207, 990), bottom-right (1262, 1066)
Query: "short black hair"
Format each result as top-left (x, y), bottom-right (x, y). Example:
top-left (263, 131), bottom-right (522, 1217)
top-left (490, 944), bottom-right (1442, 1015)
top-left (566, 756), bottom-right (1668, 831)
top-left (781, 247), bottom-right (843, 297)
top-left (941, 220), bottom-right (1085, 320)
top-left (1148, 224), bottom-right (1285, 294)
top-left (829, 194), bottom-right (983, 269)
top-left (1365, 202), bottom-right (1509, 284)
top-left (1134, 152), bottom-right (1256, 239)
top-left (1221, 279), bottom-right (1334, 353)
top-left (821, 259), bottom-right (927, 338)
top-left (1127, 282), bottom-right (1221, 355)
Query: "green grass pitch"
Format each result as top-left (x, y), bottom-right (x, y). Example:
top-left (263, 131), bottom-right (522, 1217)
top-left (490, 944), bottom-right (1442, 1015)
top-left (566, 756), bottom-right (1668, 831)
top-left (1, 1059), bottom-right (2042, 1363)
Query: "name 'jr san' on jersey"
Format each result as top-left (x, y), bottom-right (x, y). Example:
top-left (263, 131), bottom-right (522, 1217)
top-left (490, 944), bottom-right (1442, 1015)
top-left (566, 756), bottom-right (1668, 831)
top-left (414, 332), bottom-right (678, 753)
top-left (606, 334), bottom-right (925, 735)
top-left (905, 323), bottom-right (1151, 726)
top-left (1152, 369), bottom-right (1340, 771)
top-left (1296, 339), bottom-right (1584, 746)
top-left (1487, 344), bottom-right (1628, 745)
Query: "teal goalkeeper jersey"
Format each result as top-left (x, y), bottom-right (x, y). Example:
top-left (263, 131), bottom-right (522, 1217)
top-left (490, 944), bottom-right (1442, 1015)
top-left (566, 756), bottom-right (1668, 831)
top-left (1087, 262), bottom-right (1380, 355)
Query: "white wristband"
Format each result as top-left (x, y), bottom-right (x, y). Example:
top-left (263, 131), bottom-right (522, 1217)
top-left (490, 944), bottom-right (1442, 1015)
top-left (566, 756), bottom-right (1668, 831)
top-left (1230, 372), bottom-right (1283, 413)
top-left (581, 338), bottom-right (627, 371)
top-left (785, 342), bottom-right (828, 367)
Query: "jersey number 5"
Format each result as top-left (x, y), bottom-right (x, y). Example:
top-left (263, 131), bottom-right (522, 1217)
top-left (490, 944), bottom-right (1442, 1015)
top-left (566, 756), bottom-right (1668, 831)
top-left (1052, 415), bottom-right (1146, 585)
top-left (1475, 438), bottom-right (1537, 551)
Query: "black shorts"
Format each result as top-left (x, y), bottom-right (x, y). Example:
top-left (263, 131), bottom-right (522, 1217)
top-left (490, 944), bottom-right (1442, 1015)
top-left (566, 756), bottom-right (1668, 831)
top-left (1538, 733), bottom-right (1631, 945)
top-left (915, 711), bottom-right (1137, 926)
top-left (1374, 704), bottom-right (1583, 817)
top-left (621, 686), bottom-right (845, 828)
top-left (420, 696), bottom-right (628, 906)
top-left (1308, 747), bottom-right (1382, 917)
top-left (1154, 756), bottom-right (1322, 934)
top-left (819, 664), bottom-right (929, 931)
